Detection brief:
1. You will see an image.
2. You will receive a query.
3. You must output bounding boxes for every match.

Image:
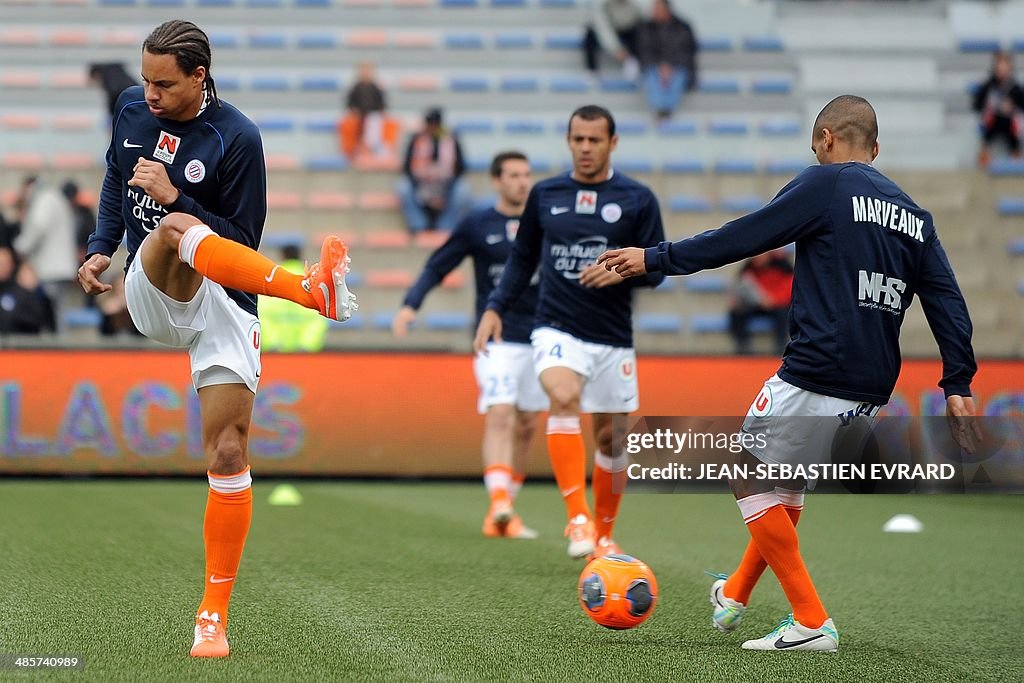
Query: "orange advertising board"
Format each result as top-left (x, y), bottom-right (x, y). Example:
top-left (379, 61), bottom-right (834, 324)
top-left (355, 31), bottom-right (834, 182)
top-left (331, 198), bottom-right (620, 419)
top-left (1, 351), bottom-right (1021, 476)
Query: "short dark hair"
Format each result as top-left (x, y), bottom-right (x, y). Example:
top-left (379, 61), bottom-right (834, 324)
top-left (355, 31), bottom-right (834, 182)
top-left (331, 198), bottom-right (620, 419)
top-left (567, 105), bottom-right (616, 138)
top-left (490, 151), bottom-right (528, 178)
top-left (812, 95), bottom-right (877, 152)
top-left (143, 20), bottom-right (220, 108)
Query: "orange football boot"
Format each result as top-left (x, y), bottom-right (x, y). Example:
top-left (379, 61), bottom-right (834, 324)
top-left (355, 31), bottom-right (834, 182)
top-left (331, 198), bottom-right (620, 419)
top-left (303, 235), bottom-right (357, 321)
top-left (190, 610), bottom-right (229, 658)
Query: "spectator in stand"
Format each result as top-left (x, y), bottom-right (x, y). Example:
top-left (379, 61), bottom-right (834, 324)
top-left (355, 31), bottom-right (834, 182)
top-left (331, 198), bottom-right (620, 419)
top-left (635, 0), bottom-right (698, 121)
top-left (13, 176), bottom-right (77, 327)
top-left (973, 50), bottom-right (1024, 168)
top-left (0, 246), bottom-right (51, 335)
top-left (339, 61), bottom-right (399, 165)
top-left (62, 180), bottom-right (97, 267)
top-left (728, 248), bottom-right (793, 355)
top-left (396, 108), bottom-right (473, 233)
top-left (583, 0), bottom-right (643, 81)
top-left (88, 63), bottom-right (140, 120)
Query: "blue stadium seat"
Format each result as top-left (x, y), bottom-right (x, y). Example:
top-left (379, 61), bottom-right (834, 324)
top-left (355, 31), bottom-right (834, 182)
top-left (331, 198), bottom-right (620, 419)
top-left (297, 33), bottom-right (337, 49)
top-left (743, 35), bottom-right (784, 52)
top-left (539, 0), bottom-right (575, 6)
top-left (545, 33), bottom-right (582, 50)
top-left (689, 313), bottom-right (729, 334)
top-left (465, 157), bottom-right (491, 172)
top-left (699, 36), bottom-right (733, 52)
top-left (306, 155), bottom-right (350, 172)
top-left (760, 119), bottom-right (802, 136)
top-left (209, 32), bottom-right (240, 49)
top-left (99, 0), bottom-right (135, 5)
top-left (496, 33), bottom-right (533, 48)
top-left (1013, 38), bottom-right (1024, 53)
top-left (215, 75), bottom-right (242, 91)
top-left (247, 0), bottom-right (284, 7)
top-left (709, 120), bottom-right (749, 135)
top-left (958, 37), bottom-right (1000, 53)
top-left (662, 158), bottom-right (705, 174)
top-left (636, 313), bottom-right (683, 333)
top-left (295, 0), bottom-right (331, 6)
top-left (198, 0), bottom-right (236, 6)
top-left (445, 34), bottom-right (485, 50)
top-left (423, 311), bottom-right (472, 331)
top-left (989, 159), bottom-right (1024, 176)
top-left (441, 0), bottom-right (478, 6)
top-left (260, 232), bottom-right (307, 249)
top-left (669, 195), bottom-right (712, 213)
top-left (751, 78), bottom-right (792, 95)
top-left (305, 118), bottom-right (337, 133)
top-left (599, 77), bottom-right (638, 92)
top-left (699, 77), bottom-right (741, 94)
top-left (617, 120), bottom-right (649, 135)
top-left (721, 195), bottom-right (764, 212)
top-left (616, 159), bottom-right (655, 174)
top-left (501, 76), bottom-right (540, 92)
top-left (372, 311), bottom-right (397, 330)
top-left (505, 119), bottom-right (545, 134)
top-left (1007, 239), bottom-right (1024, 256)
top-left (683, 274), bottom-right (728, 293)
top-left (454, 118), bottom-right (496, 134)
top-left (251, 76), bottom-right (291, 91)
top-left (148, 0), bottom-right (185, 7)
top-left (249, 33), bottom-right (288, 49)
top-left (449, 76), bottom-right (489, 92)
top-left (299, 76), bottom-right (341, 91)
top-left (549, 75), bottom-right (591, 93)
top-left (653, 277), bottom-right (676, 292)
top-left (714, 159), bottom-right (757, 174)
top-left (658, 120), bottom-right (698, 136)
top-left (65, 307), bottom-right (102, 329)
top-left (255, 116), bottom-right (296, 132)
top-left (997, 197), bottom-right (1024, 215)
top-left (748, 316), bottom-right (775, 334)
top-left (765, 159), bottom-right (808, 175)
top-left (492, 0), bottom-right (527, 6)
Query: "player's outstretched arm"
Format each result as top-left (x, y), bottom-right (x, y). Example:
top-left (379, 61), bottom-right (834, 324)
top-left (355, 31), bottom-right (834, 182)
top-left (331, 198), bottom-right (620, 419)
top-left (473, 310), bottom-right (503, 354)
top-left (946, 395), bottom-right (982, 454)
top-left (78, 254), bottom-right (112, 295)
top-left (597, 247), bottom-right (647, 277)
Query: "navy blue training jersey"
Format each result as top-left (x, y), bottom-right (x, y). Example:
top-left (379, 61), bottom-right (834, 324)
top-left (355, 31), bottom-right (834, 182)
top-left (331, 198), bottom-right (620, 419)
top-left (403, 207), bottom-right (539, 344)
top-left (87, 86), bottom-right (268, 316)
top-left (645, 162), bottom-right (976, 404)
top-left (487, 172), bottom-right (666, 347)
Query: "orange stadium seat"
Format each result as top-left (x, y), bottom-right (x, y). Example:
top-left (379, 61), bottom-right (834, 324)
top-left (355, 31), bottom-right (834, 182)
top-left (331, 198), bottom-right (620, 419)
top-left (49, 29), bottom-right (90, 46)
top-left (76, 189), bottom-right (98, 207)
top-left (307, 191), bottom-right (354, 210)
top-left (0, 114), bottom-right (43, 130)
top-left (0, 29), bottom-right (41, 46)
top-left (397, 75), bottom-right (441, 92)
top-left (413, 231), bottom-right (450, 249)
top-left (440, 271), bottom-right (466, 289)
top-left (1, 71), bottom-right (43, 88)
top-left (266, 191), bottom-right (303, 210)
top-left (366, 269), bottom-right (415, 288)
top-left (52, 153), bottom-right (99, 170)
top-left (347, 30), bottom-right (388, 48)
top-left (2, 153), bottom-right (45, 170)
top-left (362, 230), bottom-right (412, 249)
top-left (357, 191), bottom-right (400, 211)
top-left (392, 32), bottom-right (436, 49)
top-left (53, 115), bottom-right (99, 131)
top-left (98, 30), bottom-right (140, 47)
top-left (264, 154), bottom-right (301, 171)
top-left (51, 71), bottom-right (88, 88)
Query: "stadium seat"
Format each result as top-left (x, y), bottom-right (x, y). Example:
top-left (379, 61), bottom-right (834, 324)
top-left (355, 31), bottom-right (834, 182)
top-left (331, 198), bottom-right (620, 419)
top-left (251, 76), bottom-right (291, 92)
top-left (492, 0), bottom-right (527, 6)
top-left (51, 72), bottom-right (88, 88)
top-left (368, 311), bottom-right (395, 330)
top-left (249, 32), bottom-right (288, 49)
top-left (247, 0), bottom-right (284, 6)
top-left (1012, 38), bottom-right (1024, 53)
top-left (636, 313), bottom-right (683, 334)
top-left (765, 159), bottom-right (808, 175)
top-left (300, 77), bottom-right (341, 93)
top-left (98, 30), bottom-right (140, 47)
top-left (617, 120), bottom-right (649, 135)
top-left (397, 76), bottom-right (441, 92)
top-left (545, 33), bottom-right (581, 50)
top-left (658, 120), bottom-right (699, 136)
top-left (148, 0), bottom-right (186, 7)
top-left (305, 155), bottom-right (349, 172)
top-left (307, 191), bottom-right (354, 211)
top-left (0, 114), bottom-right (42, 130)
top-left (64, 307), bottom-right (102, 329)
top-left (496, 33), bottom-right (533, 49)
top-left (347, 30), bottom-right (387, 48)
top-left (440, 271), bottom-right (467, 289)
top-left (699, 36), bottom-right (733, 52)
top-left (198, 0), bottom-right (236, 6)
top-left (367, 270), bottom-right (415, 288)
top-left (669, 195), bottom-right (712, 213)
top-left (49, 30), bottom-right (89, 46)
top-left (0, 29), bottom-right (40, 46)
top-left (539, 0), bottom-right (575, 6)
top-left (699, 78), bottom-right (741, 94)
top-left (414, 231), bottom-right (451, 249)
top-left (53, 153), bottom-right (99, 170)
top-left (714, 159), bottom-right (758, 174)
top-left (363, 231), bottom-right (412, 249)
top-left (260, 231), bottom-right (307, 249)
top-left (98, 0), bottom-right (135, 5)
top-left (743, 35), bottom-right (784, 52)
top-left (549, 75), bottom-right (590, 93)
top-left (53, 115), bottom-right (98, 131)
top-left (447, 75), bottom-right (488, 92)
top-left (215, 75), bottom-right (241, 91)
top-left (255, 116), bottom-right (296, 132)
top-left (989, 159), bottom-right (1024, 176)
top-left (599, 77), bottom-right (638, 92)
top-left (652, 277), bottom-right (676, 292)
top-left (422, 311), bottom-right (472, 331)
top-left (297, 33), bottom-right (337, 49)
top-left (997, 197), bottom-right (1024, 215)
top-left (295, 0), bottom-right (331, 6)
top-left (453, 118), bottom-right (496, 134)
top-left (264, 154), bottom-right (301, 171)
top-left (267, 191), bottom-right (303, 210)
top-left (505, 119), bottom-right (545, 134)
top-left (0, 71), bottom-right (42, 88)
top-left (662, 158), bottom-right (705, 174)
top-left (445, 34), bottom-right (485, 50)
top-left (1007, 239), bottom-right (1024, 256)
top-left (2, 153), bottom-right (44, 170)
top-left (440, 0), bottom-right (478, 6)
top-left (616, 159), bottom-right (655, 174)
top-left (683, 274), bottom-right (728, 293)
top-left (500, 77), bottom-right (540, 93)
top-left (358, 191), bottom-right (400, 211)
top-left (759, 119), bottom-right (802, 136)
top-left (709, 120), bottom-right (749, 135)
top-left (393, 32), bottom-right (437, 49)
top-left (209, 32), bottom-right (240, 49)
top-left (720, 195), bottom-right (764, 212)
top-left (751, 78), bottom-right (793, 95)
top-left (958, 37), bottom-right (1000, 52)
top-left (689, 313), bottom-right (729, 334)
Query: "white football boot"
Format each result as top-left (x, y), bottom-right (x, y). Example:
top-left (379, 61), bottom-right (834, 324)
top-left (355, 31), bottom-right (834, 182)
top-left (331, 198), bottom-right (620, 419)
top-left (741, 613), bottom-right (839, 652)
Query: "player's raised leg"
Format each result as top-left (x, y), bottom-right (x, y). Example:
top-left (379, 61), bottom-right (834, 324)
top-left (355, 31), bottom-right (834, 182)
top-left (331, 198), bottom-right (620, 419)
top-left (158, 213), bottom-right (356, 321)
top-left (191, 383), bottom-right (255, 658)
top-left (590, 413), bottom-right (628, 558)
top-left (541, 367), bottom-right (595, 558)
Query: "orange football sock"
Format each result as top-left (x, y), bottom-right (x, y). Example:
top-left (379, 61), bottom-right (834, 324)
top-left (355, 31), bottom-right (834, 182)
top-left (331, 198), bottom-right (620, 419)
top-left (197, 470), bottom-right (253, 626)
top-left (745, 505), bottom-right (827, 629)
top-left (546, 416), bottom-right (590, 520)
top-left (483, 464), bottom-right (512, 507)
top-left (181, 226), bottom-right (316, 309)
top-left (592, 450), bottom-right (626, 540)
top-left (724, 504), bottom-right (802, 605)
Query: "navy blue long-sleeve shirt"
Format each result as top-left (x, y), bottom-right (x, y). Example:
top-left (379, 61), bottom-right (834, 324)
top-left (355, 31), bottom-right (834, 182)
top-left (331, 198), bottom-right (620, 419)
top-left (644, 162), bottom-right (976, 404)
top-left (87, 86), bottom-right (267, 316)
top-left (403, 207), bottom-right (538, 344)
top-left (487, 171), bottom-right (666, 347)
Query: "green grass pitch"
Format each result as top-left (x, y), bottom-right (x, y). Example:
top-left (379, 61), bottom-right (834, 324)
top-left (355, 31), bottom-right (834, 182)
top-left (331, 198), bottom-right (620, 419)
top-left (1, 481), bottom-right (1022, 682)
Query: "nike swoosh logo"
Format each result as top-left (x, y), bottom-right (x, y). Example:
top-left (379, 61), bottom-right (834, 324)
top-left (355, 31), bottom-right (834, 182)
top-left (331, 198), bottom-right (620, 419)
top-left (560, 486), bottom-right (580, 497)
top-left (774, 634), bottom-right (826, 649)
top-left (265, 265), bottom-right (280, 283)
top-left (209, 575), bottom-right (234, 584)
top-left (550, 206), bottom-right (570, 215)
top-left (122, 139), bottom-right (143, 148)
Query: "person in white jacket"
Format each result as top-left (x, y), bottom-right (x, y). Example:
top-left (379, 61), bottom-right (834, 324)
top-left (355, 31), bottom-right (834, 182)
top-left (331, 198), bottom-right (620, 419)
top-left (582, 0), bottom-right (645, 80)
top-left (14, 177), bottom-right (78, 324)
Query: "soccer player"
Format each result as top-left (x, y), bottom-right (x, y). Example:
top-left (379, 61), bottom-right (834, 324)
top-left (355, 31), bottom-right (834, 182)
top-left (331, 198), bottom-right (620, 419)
top-left (393, 151), bottom-right (545, 539)
top-left (77, 20), bottom-right (356, 658)
top-left (598, 95), bottom-right (980, 651)
top-left (473, 105), bottom-right (666, 560)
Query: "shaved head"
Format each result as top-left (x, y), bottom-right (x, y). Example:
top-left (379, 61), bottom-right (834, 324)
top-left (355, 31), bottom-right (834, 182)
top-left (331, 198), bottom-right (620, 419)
top-left (813, 95), bottom-right (878, 152)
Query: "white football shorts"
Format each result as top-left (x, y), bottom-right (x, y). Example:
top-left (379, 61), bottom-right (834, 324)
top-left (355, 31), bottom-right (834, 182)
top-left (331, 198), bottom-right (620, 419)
top-left (530, 326), bottom-right (639, 414)
top-left (474, 341), bottom-right (549, 414)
